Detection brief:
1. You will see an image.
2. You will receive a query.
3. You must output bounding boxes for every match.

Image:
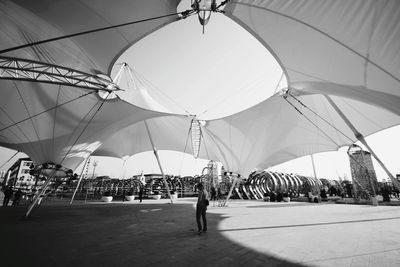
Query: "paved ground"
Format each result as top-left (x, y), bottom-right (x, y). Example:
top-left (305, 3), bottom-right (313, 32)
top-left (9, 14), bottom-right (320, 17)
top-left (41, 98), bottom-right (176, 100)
top-left (1, 197), bottom-right (400, 267)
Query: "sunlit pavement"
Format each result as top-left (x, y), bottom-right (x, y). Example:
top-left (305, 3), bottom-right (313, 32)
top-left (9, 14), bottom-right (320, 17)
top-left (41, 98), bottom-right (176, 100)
top-left (1, 198), bottom-right (400, 267)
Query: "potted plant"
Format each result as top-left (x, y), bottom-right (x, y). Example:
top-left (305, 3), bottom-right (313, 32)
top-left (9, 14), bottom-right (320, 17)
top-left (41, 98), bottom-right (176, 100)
top-left (152, 191), bottom-right (161, 200)
top-left (170, 190), bottom-right (178, 199)
top-left (263, 192), bottom-right (270, 202)
top-left (101, 191), bottom-right (113, 202)
top-left (125, 189), bottom-right (135, 201)
top-left (282, 192), bottom-right (290, 202)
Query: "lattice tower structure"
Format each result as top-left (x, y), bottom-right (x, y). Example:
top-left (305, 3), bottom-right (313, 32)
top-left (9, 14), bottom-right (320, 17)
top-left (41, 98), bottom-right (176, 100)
top-left (349, 150), bottom-right (378, 199)
top-left (202, 160), bottom-right (218, 192)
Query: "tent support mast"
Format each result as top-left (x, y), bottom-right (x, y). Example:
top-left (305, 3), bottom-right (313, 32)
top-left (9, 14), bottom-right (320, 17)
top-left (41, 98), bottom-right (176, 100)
top-left (144, 121), bottom-right (173, 204)
top-left (25, 169), bottom-right (56, 217)
top-left (310, 154), bottom-right (318, 179)
top-left (310, 154), bottom-right (320, 194)
top-left (224, 173), bottom-right (240, 207)
top-left (70, 156), bottom-right (92, 205)
top-left (325, 96), bottom-right (400, 191)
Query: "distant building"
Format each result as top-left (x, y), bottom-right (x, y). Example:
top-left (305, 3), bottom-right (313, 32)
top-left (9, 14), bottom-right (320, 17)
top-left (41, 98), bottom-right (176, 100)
top-left (130, 173), bottom-right (174, 183)
top-left (7, 157), bottom-right (36, 189)
top-left (349, 149), bottom-right (378, 199)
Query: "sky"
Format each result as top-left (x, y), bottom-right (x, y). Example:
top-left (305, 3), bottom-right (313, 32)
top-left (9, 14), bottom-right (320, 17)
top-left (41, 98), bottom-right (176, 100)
top-left (0, 1), bottom-right (399, 182)
top-left (111, 11), bottom-right (284, 120)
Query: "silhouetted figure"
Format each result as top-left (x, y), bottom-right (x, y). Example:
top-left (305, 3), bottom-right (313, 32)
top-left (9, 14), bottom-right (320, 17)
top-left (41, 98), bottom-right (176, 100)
top-left (2, 186), bottom-right (13, 207)
top-left (307, 192), bottom-right (313, 202)
top-left (387, 184), bottom-right (393, 199)
top-left (122, 190), bottom-right (126, 202)
top-left (382, 184), bottom-right (391, 202)
top-left (288, 189), bottom-right (293, 199)
top-left (269, 191), bottom-right (276, 202)
top-left (329, 186), bottom-right (336, 196)
top-left (13, 189), bottom-right (23, 206)
top-left (217, 188), bottom-right (223, 207)
top-left (345, 184), bottom-right (353, 198)
top-left (139, 187), bottom-right (144, 203)
top-left (196, 183), bottom-right (209, 234)
top-left (320, 188), bottom-right (327, 199)
top-left (210, 187), bottom-right (217, 206)
top-left (276, 191), bottom-right (283, 202)
top-left (393, 186), bottom-right (399, 199)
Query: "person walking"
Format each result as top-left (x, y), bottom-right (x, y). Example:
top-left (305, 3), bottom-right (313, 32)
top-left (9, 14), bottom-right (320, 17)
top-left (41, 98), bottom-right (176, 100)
top-left (196, 183), bottom-right (209, 234)
top-left (139, 186), bottom-right (144, 203)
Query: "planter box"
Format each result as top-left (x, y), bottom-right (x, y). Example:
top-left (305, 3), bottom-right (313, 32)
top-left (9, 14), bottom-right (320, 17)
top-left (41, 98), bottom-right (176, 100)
top-left (125, 195), bottom-right (135, 201)
top-left (152, 194), bottom-right (161, 200)
top-left (283, 197), bottom-right (290, 202)
top-left (101, 196), bottom-right (113, 202)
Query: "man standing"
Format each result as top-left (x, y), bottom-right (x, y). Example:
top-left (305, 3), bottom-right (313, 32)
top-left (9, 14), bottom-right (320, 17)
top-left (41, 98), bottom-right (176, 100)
top-left (196, 183), bottom-right (209, 234)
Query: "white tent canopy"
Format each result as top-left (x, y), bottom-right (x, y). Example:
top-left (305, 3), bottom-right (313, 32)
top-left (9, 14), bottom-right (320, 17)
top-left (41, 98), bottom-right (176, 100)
top-left (0, 0), bottom-right (180, 74)
top-left (95, 0), bottom-right (400, 177)
top-left (93, 85), bottom-right (400, 176)
top-left (0, 79), bottom-right (170, 170)
top-left (225, 0), bottom-right (400, 97)
top-left (0, 0), bottom-right (181, 169)
top-left (0, 0), bottom-right (399, 181)
top-left (93, 116), bottom-right (196, 159)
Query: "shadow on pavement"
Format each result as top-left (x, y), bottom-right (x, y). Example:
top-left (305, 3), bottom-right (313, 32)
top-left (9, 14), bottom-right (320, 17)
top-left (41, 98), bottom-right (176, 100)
top-left (1, 201), bottom-right (307, 267)
top-left (219, 216), bottom-right (400, 232)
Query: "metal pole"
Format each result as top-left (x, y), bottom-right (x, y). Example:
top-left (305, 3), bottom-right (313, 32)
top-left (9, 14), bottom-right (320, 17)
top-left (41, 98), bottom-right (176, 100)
top-left (25, 169), bottom-right (56, 217)
top-left (325, 96), bottom-right (400, 191)
top-left (70, 156), bottom-right (91, 204)
top-left (177, 177), bottom-right (183, 198)
top-left (310, 154), bottom-right (317, 180)
top-left (92, 160), bottom-right (97, 179)
top-left (223, 174), bottom-right (238, 207)
top-left (310, 154), bottom-right (321, 195)
top-left (144, 121), bottom-right (173, 203)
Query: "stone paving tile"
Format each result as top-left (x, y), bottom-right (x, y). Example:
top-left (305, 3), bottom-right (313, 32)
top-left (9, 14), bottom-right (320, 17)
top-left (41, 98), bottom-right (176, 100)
top-left (1, 198), bottom-right (400, 267)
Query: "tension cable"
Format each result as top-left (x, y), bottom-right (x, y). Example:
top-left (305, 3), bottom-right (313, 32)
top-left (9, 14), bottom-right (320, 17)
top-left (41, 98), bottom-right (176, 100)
top-left (0, 151), bottom-right (19, 170)
top-left (0, 11), bottom-right (191, 55)
top-left (0, 91), bottom-right (96, 133)
top-left (283, 94), bottom-right (340, 147)
top-left (285, 90), bottom-right (354, 143)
